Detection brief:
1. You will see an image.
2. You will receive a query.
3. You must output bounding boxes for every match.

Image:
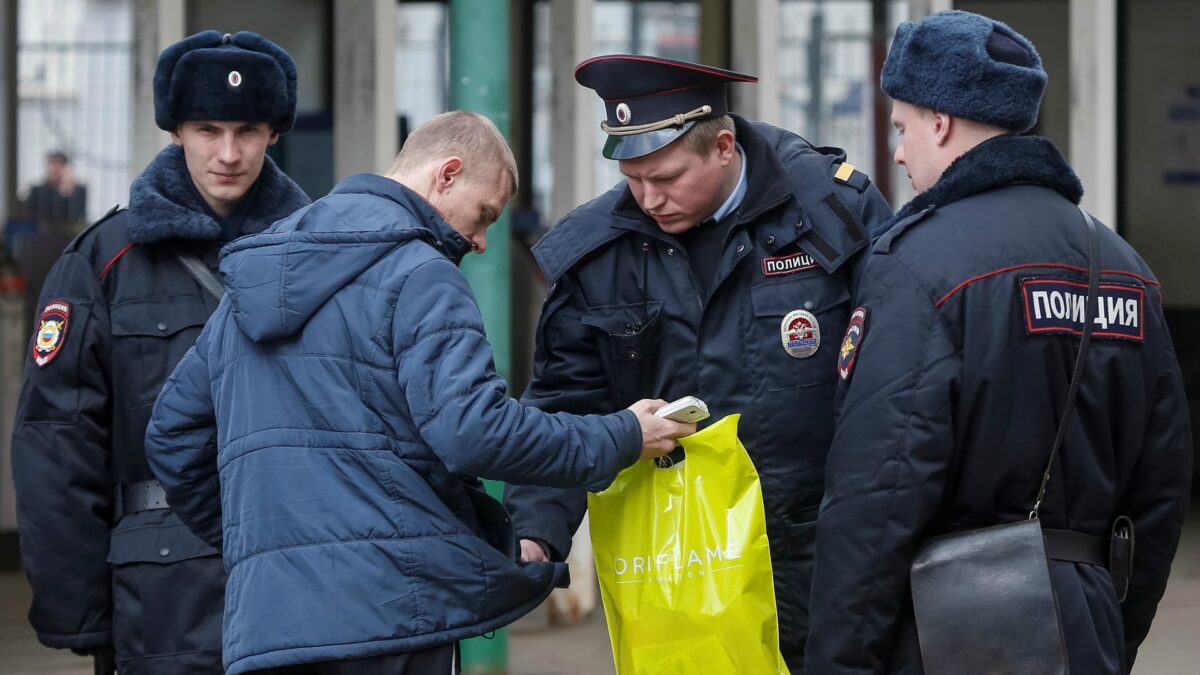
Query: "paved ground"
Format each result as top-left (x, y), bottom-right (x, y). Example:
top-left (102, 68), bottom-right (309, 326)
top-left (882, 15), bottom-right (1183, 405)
top-left (3, 504), bottom-right (1197, 674)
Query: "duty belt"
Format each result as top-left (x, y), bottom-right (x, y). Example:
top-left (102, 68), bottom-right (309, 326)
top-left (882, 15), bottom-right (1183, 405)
top-left (118, 479), bottom-right (170, 516)
top-left (1042, 528), bottom-right (1108, 567)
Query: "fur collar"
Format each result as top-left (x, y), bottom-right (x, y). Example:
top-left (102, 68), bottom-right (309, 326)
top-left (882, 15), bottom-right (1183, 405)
top-left (895, 134), bottom-right (1082, 221)
top-left (126, 144), bottom-right (310, 244)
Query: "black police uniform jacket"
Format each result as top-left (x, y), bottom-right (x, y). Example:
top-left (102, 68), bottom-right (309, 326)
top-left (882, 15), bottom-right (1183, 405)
top-left (805, 135), bottom-right (1194, 675)
top-left (504, 115), bottom-right (894, 670)
top-left (11, 144), bottom-right (309, 673)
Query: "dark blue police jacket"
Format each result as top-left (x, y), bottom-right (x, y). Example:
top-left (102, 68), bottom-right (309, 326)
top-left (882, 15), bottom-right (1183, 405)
top-left (503, 116), bottom-right (894, 671)
top-left (144, 174), bottom-right (643, 675)
top-left (806, 134), bottom-right (1194, 674)
top-left (11, 144), bottom-right (308, 674)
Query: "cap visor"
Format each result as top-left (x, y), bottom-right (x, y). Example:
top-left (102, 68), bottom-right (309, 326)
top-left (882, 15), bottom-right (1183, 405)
top-left (602, 122), bottom-right (696, 160)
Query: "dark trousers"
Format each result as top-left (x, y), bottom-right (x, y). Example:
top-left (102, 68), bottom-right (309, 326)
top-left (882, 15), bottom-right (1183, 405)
top-left (250, 643), bottom-right (459, 675)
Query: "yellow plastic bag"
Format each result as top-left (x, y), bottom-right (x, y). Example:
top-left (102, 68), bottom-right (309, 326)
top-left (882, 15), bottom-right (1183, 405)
top-left (588, 414), bottom-right (790, 675)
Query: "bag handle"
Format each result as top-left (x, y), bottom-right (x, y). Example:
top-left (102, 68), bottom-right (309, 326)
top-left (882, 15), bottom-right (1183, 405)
top-left (1030, 206), bottom-right (1100, 519)
top-left (174, 249), bottom-right (224, 300)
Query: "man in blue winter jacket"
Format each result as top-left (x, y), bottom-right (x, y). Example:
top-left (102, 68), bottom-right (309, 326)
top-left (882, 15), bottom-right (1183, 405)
top-left (144, 110), bottom-right (693, 675)
top-left (807, 11), bottom-right (1193, 674)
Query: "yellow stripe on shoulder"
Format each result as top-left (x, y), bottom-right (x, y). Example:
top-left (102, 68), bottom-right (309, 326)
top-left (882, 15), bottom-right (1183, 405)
top-left (834, 162), bottom-right (856, 183)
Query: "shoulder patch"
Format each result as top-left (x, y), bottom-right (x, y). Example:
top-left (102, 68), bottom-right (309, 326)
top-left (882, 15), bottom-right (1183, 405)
top-left (838, 306), bottom-right (869, 381)
top-left (1021, 277), bottom-right (1144, 342)
top-left (32, 300), bottom-right (71, 367)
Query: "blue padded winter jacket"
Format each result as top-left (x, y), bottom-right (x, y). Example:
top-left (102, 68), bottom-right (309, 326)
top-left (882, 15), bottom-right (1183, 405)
top-left (144, 174), bottom-right (641, 674)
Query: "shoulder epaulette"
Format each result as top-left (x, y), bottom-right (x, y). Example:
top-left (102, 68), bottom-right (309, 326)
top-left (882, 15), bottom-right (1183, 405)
top-left (874, 206), bottom-right (936, 254)
top-left (832, 162), bottom-right (871, 192)
top-left (73, 204), bottom-right (125, 241)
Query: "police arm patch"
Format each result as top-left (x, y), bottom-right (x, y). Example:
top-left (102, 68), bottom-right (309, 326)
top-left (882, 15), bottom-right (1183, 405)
top-left (32, 300), bottom-right (71, 367)
top-left (1021, 277), bottom-right (1144, 342)
top-left (838, 306), bottom-right (869, 381)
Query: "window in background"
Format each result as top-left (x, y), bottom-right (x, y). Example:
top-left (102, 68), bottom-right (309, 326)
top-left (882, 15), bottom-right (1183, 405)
top-left (396, 2), bottom-right (449, 144)
top-left (779, 0), bottom-right (911, 207)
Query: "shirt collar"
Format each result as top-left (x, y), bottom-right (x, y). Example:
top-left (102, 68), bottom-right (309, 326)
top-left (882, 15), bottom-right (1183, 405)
top-left (708, 143), bottom-right (747, 223)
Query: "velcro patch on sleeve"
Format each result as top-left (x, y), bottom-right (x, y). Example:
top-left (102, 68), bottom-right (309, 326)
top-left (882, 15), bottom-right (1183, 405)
top-left (762, 251), bottom-right (819, 277)
top-left (1021, 278), bottom-right (1144, 341)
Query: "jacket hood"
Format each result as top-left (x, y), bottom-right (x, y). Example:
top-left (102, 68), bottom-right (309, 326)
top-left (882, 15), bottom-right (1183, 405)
top-left (127, 144), bottom-right (311, 244)
top-left (220, 173), bottom-right (473, 342)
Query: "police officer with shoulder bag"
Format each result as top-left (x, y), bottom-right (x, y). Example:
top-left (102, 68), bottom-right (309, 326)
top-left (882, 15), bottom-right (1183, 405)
top-left (11, 31), bottom-right (310, 674)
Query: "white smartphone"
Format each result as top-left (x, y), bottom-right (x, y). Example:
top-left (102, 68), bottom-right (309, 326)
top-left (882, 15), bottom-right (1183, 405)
top-left (654, 396), bottom-right (710, 423)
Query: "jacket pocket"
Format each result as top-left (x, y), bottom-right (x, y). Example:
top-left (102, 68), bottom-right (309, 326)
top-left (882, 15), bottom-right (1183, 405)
top-left (750, 280), bottom-right (849, 392)
top-left (581, 301), bottom-right (665, 407)
top-left (110, 298), bottom-right (209, 410)
top-left (107, 511), bottom-right (224, 666)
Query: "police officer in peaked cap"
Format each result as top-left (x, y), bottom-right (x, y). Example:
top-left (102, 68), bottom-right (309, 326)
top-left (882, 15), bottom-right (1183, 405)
top-left (504, 54), bottom-right (894, 671)
top-left (11, 31), bottom-right (310, 674)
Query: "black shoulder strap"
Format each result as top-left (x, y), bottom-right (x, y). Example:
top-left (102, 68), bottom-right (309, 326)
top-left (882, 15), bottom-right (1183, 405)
top-left (1031, 206), bottom-right (1100, 518)
top-left (173, 249), bottom-right (224, 300)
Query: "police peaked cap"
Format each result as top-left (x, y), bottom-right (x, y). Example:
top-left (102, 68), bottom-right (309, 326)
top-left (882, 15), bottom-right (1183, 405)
top-left (882, 10), bottom-right (1046, 133)
top-left (154, 30), bottom-right (298, 133)
top-left (575, 55), bottom-right (757, 160)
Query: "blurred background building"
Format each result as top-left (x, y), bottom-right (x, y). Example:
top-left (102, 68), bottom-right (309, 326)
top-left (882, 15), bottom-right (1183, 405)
top-left (0, 1), bottom-right (1196, 673)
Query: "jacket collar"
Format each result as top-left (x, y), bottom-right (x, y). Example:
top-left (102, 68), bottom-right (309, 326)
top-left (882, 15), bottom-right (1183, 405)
top-left (126, 144), bottom-right (311, 244)
top-left (327, 174), bottom-right (475, 265)
top-left (894, 134), bottom-right (1083, 222)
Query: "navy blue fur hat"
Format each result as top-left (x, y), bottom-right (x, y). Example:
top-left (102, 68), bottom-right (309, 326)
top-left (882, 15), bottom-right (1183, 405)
top-left (154, 30), bottom-right (297, 133)
top-left (575, 55), bottom-right (757, 160)
top-left (882, 10), bottom-right (1046, 132)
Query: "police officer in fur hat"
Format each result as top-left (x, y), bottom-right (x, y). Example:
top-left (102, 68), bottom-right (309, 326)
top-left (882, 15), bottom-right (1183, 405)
top-left (11, 31), bottom-right (310, 674)
top-left (502, 55), bottom-right (893, 671)
top-left (807, 11), bottom-right (1192, 674)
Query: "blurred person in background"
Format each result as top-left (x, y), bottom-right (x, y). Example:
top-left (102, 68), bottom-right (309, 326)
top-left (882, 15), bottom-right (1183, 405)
top-left (19, 150), bottom-right (88, 234)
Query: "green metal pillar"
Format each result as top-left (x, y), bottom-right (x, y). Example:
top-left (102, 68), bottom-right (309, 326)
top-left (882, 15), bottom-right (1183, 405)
top-left (450, 1), bottom-right (510, 673)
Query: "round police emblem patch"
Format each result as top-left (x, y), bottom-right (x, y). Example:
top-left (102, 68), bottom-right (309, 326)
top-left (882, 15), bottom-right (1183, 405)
top-left (228, 70), bottom-right (242, 87)
top-left (615, 102), bottom-right (632, 126)
top-left (838, 306), bottom-right (870, 381)
top-left (32, 300), bottom-right (70, 368)
top-left (781, 309), bottom-right (820, 359)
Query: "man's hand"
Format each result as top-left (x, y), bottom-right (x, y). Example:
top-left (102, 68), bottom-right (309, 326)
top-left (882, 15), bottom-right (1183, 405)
top-left (519, 538), bottom-right (550, 563)
top-left (628, 399), bottom-right (697, 460)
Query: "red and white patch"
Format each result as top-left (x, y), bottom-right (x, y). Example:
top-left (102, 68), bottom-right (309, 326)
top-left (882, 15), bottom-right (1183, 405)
top-left (762, 251), bottom-right (819, 277)
top-left (32, 300), bottom-right (70, 367)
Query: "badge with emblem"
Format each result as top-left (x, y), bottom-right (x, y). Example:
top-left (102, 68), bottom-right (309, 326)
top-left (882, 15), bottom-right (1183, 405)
top-left (838, 306), bottom-right (869, 381)
top-left (615, 102), bottom-right (632, 126)
top-left (228, 70), bottom-right (242, 87)
top-left (32, 300), bottom-right (71, 367)
top-left (781, 309), bottom-right (820, 359)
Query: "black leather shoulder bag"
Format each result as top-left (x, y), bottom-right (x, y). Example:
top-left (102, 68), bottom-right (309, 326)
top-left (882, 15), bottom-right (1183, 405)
top-left (908, 206), bottom-right (1100, 675)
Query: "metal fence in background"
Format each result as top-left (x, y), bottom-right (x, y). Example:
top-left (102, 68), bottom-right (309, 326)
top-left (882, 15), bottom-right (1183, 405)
top-left (17, 0), bottom-right (135, 226)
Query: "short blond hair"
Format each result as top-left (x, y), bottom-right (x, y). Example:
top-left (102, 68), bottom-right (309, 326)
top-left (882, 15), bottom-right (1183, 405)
top-left (677, 114), bottom-right (736, 155)
top-left (389, 111), bottom-right (518, 193)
